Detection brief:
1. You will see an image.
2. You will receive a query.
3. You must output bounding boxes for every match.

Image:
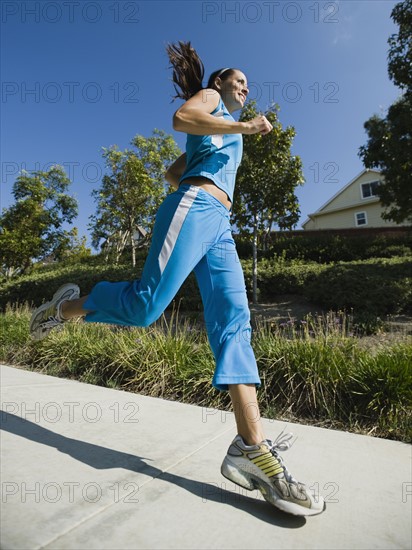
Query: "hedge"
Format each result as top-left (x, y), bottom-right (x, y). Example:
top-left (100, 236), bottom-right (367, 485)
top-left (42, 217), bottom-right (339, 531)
top-left (235, 233), bottom-right (412, 263)
top-left (1, 256), bottom-right (411, 324)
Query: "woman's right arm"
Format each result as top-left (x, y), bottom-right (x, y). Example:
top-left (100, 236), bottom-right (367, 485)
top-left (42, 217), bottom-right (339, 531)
top-left (173, 89), bottom-right (272, 136)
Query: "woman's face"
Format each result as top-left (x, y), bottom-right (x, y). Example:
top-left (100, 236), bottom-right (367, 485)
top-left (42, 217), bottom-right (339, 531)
top-left (217, 70), bottom-right (249, 113)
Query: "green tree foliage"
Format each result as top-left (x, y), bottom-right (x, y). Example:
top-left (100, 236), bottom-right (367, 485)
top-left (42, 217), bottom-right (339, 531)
top-left (53, 227), bottom-right (92, 262)
top-left (359, 0), bottom-right (412, 223)
top-left (0, 166), bottom-right (78, 276)
top-left (233, 100), bottom-right (304, 302)
top-left (387, 0), bottom-right (412, 89)
top-left (89, 129), bottom-right (181, 266)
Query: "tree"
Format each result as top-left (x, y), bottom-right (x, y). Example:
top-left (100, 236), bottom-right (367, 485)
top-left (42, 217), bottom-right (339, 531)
top-left (387, 0), bottom-right (412, 90)
top-left (89, 129), bottom-right (181, 266)
top-left (53, 227), bottom-right (92, 262)
top-left (358, 0), bottom-right (412, 223)
top-left (233, 100), bottom-right (304, 303)
top-left (0, 166), bottom-right (78, 276)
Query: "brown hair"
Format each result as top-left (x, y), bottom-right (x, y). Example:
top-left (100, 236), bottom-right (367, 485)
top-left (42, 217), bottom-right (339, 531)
top-left (166, 41), bottom-right (236, 101)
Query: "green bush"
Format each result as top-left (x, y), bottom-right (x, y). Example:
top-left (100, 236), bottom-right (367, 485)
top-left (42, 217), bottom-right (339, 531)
top-left (242, 257), bottom-right (326, 297)
top-left (1, 255), bottom-right (411, 326)
top-left (235, 233), bottom-right (412, 263)
top-left (303, 258), bottom-right (412, 316)
top-left (0, 264), bottom-right (138, 310)
top-left (0, 261), bottom-right (203, 314)
top-left (241, 256), bottom-right (412, 320)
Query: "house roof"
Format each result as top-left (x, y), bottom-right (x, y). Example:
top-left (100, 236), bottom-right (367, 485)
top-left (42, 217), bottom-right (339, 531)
top-left (301, 168), bottom-right (382, 227)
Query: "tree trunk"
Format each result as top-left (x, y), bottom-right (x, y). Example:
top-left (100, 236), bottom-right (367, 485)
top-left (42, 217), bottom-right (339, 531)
top-left (252, 218), bottom-right (258, 304)
top-left (104, 238), bottom-right (110, 263)
top-left (131, 232), bottom-right (136, 268)
top-left (115, 230), bottom-right (128, 264)
top-left (263, 215), bottom-right (274, 251)
top-left (115, 239), bottom-right (121, 265)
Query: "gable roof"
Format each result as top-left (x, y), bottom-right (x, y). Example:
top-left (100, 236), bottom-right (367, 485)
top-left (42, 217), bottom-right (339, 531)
top-left (301, 168), bottom-right (382, 227)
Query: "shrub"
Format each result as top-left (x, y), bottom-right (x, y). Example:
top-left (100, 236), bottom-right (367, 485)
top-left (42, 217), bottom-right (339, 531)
top-left (235, 232), bottom-right (412, 263)
top-left (242, 257), bottom-right (326, 298)
top-left (0, 261), bottom-right (203, 314)
top-left (1, 255), bottom-right (411, 327)
top-left (303, 258), bottom-right (412, 317)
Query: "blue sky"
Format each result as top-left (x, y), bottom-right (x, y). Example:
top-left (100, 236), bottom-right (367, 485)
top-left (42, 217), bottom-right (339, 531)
top-left (1, 0), bottom-right (401, 248)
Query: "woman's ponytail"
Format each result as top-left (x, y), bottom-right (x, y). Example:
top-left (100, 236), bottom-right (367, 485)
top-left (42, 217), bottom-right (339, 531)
top-left (166, 41), bottom-right (205, 101)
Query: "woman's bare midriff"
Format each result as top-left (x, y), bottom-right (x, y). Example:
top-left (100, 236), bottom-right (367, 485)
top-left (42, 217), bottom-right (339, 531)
top-left (180, 177), bottom-right (232, 210)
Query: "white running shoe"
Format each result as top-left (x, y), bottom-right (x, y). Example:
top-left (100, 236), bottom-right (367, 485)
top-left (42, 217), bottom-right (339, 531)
top-left (221, 431), bottom-right (325, 516)
top-left (29, 283), bottom-right (80, 341)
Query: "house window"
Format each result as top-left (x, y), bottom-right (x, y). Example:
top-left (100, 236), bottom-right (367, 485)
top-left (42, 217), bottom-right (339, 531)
top-left (361, 181), bottom-right (379, 199)
top-left (355, 211), bottom-right (367, 226)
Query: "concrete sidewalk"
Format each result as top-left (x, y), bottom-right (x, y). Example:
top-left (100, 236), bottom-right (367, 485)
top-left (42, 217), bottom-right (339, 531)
top-left (1, 363), bottom-right (411, 550)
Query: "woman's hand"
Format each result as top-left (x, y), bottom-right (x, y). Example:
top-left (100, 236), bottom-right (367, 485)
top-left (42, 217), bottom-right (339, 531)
top-left (241, 115), bottom-right (273, 135)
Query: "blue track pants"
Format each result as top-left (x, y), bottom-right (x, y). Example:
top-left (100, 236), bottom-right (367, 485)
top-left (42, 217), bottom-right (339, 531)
top-left (83, 184), bottom-right (261, 391)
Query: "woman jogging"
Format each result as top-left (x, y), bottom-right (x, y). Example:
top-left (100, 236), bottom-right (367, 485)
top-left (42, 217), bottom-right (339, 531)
top-left (30, 41), bottom-right (325, 516)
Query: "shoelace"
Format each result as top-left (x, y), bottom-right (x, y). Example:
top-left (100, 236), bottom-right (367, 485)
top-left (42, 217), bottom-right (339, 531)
top-left (39, 299), bottom-right (66, 329)
top-left (40, 316), bottom-right (63, 330)
top-left (266, 429), bottom-right (299, 485)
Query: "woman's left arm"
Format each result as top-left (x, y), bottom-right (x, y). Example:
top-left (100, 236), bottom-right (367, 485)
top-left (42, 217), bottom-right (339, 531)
top-left (165, 152), bottom-right (187, 189)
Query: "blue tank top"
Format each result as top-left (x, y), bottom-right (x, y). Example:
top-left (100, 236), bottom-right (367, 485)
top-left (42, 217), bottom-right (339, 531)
top-left (179, 96), bottom-right (243, 203)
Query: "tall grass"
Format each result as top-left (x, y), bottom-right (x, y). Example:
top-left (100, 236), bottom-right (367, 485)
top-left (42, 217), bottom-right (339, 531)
top-left (1, 305), bottom-right (410, 442)
top-left (253, 315), bottom-right (411, 440)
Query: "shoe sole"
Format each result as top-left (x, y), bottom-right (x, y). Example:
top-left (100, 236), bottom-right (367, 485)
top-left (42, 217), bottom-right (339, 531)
top-left (221, 456), bottom-right (326, 517)
top-left (29, 283), bottom-right (80, 341)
